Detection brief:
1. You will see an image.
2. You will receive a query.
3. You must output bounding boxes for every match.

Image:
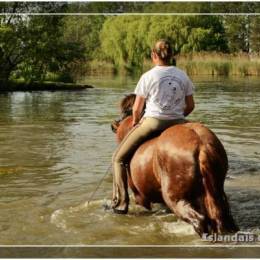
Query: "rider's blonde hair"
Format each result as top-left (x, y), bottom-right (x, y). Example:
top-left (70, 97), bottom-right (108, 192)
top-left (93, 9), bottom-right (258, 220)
top-left (152, 39), bottom-right (173, 65)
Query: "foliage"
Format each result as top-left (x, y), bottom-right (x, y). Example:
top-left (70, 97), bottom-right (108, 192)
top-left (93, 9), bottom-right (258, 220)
top-left (0, 2), bottom-right (260, 81)
top-left (223, 16), bottom-right (250, 53)
top-left (100, 15), bottom-right (228, 71)
top-left (0, 2), bottom-right (84, 82)
top-left (249, 16), bottom-right (260, 53)
top-left (62, 16), bottom-right (105, 61)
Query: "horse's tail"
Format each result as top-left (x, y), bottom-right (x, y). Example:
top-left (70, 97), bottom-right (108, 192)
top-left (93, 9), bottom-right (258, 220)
top-left (198, 144), bottom-right (239, 234)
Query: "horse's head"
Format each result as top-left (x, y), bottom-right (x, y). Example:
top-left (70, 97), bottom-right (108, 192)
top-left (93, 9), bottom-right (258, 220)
top-left (111, 93), bottom-right (136, 142)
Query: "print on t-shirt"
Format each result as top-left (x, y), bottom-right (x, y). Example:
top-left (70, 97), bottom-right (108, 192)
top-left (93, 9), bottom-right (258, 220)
top-left (153, 76), bottom-right (185, 111)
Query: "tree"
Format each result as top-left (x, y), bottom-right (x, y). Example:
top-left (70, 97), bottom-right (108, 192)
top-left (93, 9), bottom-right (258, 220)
top-left (62, 15), bottom-right (105, 61)
top-left (223, 16), bottom-right (250, 53)
top-left (182, 15), bottom-right (228, 52)
top-left (0, 21), bottom-right (22, 80)
top-left (99, 15), bottom-right (228, 71)
top-left (0, 2), bottom-right (84, 82)
top-left (249, 16), bottom-right (260, 53)
top-left (18, 14), bottom-right (86, 82)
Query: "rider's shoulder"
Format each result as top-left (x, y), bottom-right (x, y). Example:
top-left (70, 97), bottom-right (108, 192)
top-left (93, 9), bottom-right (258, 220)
top-left (138, 67), bottom-right (158, 83)
top-left (141, 66), bottom-right (158, 77)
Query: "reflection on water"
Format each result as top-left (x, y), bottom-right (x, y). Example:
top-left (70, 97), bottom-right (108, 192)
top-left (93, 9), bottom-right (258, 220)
top-left (0, 76), bottom-right (259, 248)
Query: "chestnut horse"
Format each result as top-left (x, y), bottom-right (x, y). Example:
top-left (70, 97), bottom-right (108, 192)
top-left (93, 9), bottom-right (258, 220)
top-left (111, 94), bottom-right (238, 236)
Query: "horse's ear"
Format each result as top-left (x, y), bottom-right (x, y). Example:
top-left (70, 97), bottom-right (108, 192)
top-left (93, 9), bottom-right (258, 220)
top-left (111, 119), bottom-right (120, 133)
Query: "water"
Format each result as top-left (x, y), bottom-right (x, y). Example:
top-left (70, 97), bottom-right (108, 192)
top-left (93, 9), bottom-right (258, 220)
top-left (0, 76), bottom-right (259, 251)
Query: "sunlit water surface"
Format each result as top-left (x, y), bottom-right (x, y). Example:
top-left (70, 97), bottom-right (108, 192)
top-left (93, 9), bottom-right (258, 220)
top-left (0, 76), bottom-right (259, 249)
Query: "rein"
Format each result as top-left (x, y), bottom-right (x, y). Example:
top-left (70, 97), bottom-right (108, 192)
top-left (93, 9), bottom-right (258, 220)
top-left (86, 163), bottom-right (112, 206)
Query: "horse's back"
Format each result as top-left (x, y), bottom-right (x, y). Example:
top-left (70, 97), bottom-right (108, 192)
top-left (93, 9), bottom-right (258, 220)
top-left (157, 122), bottom-right (203, 155)
top-left (160, 122), bottom-right (228, 173)
top-left (156, 122), bottom-right (228, 196)
top-left (159, 122), bottom-right (227, 168)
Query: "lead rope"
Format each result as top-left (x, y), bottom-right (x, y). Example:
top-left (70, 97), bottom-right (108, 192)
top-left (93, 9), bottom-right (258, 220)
top-left (86, 163), bottom-right (112, 206)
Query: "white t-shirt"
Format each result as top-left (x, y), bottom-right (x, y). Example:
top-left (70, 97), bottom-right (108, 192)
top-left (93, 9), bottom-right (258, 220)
top-left (134, 65), bottom-right (194, 120)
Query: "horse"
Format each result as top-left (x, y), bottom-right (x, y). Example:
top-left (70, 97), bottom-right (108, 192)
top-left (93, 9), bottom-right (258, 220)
top-left (111, 94), bottom-right (238, 237)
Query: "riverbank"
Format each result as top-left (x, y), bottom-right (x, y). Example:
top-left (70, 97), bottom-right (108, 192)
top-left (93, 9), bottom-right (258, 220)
top-left (85, 53), bottom-right (260, 77)
top-left (0, 80), bottom-right (94, 92)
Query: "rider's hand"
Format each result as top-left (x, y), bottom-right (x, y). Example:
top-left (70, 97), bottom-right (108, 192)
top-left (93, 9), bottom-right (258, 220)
top-left (132, 120), bottom-right (138, 127)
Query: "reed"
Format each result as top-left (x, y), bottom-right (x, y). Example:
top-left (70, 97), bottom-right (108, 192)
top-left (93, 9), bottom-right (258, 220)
top-left (84, 52), bottom-right (260, 77)
top-left (176, 52), bottom-right (260, 77)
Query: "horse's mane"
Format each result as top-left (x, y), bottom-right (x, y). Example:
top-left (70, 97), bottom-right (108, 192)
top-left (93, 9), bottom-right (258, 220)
top-left (120, 94), bottom-right (136, 114)
top-left (120, 93), bottom-right (146, 118)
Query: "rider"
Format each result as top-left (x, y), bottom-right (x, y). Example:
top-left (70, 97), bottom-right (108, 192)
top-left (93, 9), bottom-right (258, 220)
top-left (112, 39), bottom-right (195, 214)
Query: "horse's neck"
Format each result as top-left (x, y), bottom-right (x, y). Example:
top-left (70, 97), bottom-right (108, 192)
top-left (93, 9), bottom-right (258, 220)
top-left (117, 116), bottom-right (133, 143)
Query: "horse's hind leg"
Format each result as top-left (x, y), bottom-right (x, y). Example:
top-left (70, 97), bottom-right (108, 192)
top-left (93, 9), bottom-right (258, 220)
top-left (163, 195), bottom-right (208, 236)
top-left (134, 194), bottom-right (152, 210)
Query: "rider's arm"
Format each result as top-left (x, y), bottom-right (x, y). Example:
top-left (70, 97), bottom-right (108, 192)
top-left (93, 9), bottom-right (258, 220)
top-left (132, 95), bottom-right (145, 127)
top-left (184, 95), bottom-right (195, 117)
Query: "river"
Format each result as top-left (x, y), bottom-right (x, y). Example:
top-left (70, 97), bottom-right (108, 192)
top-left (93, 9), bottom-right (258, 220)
top-left (0, 75), bottom-right (259, 256)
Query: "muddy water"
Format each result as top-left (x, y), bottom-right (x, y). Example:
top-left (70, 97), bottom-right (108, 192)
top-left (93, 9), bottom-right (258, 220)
top-left (0, 76), bottom-right (259, 252)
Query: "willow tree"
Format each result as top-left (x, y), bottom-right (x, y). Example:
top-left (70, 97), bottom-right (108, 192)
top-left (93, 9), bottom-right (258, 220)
top-left (100, 16), bottom-right (151, 72)
top-left (62, 15), bottom-right (105, 61)
top-left (99, 15), bottom-right (228, 72)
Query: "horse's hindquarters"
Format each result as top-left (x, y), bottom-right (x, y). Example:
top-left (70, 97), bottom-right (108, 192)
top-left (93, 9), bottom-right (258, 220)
top-left (157, 125), bottom-right (201, 197)
top-left (156, 124), bottom-right (237, 235)
top-left (127, 122), bottom-right (238, 236)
